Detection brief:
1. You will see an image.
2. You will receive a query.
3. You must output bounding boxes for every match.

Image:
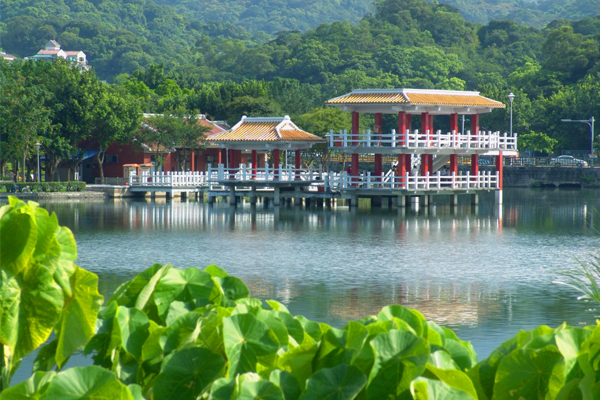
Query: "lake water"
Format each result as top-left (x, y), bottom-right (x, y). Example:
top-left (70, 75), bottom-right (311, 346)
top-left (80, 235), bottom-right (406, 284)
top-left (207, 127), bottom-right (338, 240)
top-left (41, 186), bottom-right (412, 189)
top-left (10, 188), bottom-right (600, 380)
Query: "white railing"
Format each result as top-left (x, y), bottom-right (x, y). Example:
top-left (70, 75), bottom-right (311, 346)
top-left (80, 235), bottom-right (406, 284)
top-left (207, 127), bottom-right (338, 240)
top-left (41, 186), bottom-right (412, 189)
top-left (128, 167), bottom-right (499, 192)
top-left (326, 171), bottom-right (499, 191)
top-left (208, 163), bottom-right (322, 183)
top-left (129, 171), bottom-right (208, 187)
top-left (327, 129), bottom-right (517, 151)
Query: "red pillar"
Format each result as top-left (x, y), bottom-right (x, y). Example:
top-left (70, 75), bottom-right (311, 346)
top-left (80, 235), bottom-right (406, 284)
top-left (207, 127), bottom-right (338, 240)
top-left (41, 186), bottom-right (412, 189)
top-left (429, 114), bottom-right (434, 139)
top-left (450, 113), bottom-right (459, 135)
top-left (352, 111), bottom-right (360, 183)
top-left (351, 153), bottom-right (359, 184)
top-left (219, 148), bottom-right (226, 165)
top-left (273, 149), bottom-right (280, 180)
top-left (471, 114), bottom-right (480, 179)
top-left (450, 154), bottom-right (458, 175)
top-left (251, 150), bottom-right (257, 178)
top-left (352, 111), bottom-right (359, 146)
top-left (295, 149), bottom-right (301, 180)
top-left (397, 112), bottom-right (406, 146)
top-left (471, 154), bottom-right (479, 175)
top-left (374, 113), bottom-right (382, 181)
top-left (190, 151), bottom-right (195, 172)
top-left (420, 154), bottom-right (429, 175)
top-left (471, 114), bottom-right (479, 137)
top-left (496, 150), bottom-right (503, 189)
top-left (421, 112), bottom-right (429, 136)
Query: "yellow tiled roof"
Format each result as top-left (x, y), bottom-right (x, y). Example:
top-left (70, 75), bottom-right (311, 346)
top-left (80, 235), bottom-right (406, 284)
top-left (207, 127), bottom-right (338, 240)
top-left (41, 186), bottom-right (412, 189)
top-left (406, 93), bottom-right (504, 108)
top-left (326, 89), bottom-right (505, 108)
top-left (326, 92), bottom-right (409, 104)
top-left (207, 117), bottom-right (325, 143)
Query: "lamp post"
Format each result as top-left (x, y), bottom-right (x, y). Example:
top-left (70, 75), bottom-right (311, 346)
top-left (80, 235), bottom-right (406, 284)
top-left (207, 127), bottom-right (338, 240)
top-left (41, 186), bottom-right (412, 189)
top-left (560, 117), bottom-right (595, 158)
top-left (508, 92), bottom-right (515, 136)
top-left (35, 142), bottom-right (41, 183)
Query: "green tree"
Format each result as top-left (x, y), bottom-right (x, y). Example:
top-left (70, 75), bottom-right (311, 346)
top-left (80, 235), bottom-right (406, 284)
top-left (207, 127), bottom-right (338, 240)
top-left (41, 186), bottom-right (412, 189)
top-left (518, 131), bottom-right (558, 155)
top-left (224, 96), bottom-right (283, 125)
top-left (0, 64), bottom-right (52, 182)
top-left (92, 85), bottom-right (142, 183)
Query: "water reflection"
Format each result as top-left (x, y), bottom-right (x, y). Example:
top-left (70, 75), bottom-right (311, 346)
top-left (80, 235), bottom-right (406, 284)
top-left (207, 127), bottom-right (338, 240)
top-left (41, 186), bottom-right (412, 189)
top-left (38, 188), bottom-right (599, 358)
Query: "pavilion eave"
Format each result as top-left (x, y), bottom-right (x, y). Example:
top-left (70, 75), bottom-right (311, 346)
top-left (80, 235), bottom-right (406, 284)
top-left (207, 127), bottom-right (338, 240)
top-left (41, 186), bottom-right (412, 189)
top-left (329, 104), bottom-right (497, 115)
top-left (211, 141), bottom-right (320, 151)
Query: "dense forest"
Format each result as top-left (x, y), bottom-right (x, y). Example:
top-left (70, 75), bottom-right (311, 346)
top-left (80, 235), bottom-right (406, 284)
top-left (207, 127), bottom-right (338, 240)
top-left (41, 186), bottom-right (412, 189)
top-left (1, 0), bottom-right (600, 156)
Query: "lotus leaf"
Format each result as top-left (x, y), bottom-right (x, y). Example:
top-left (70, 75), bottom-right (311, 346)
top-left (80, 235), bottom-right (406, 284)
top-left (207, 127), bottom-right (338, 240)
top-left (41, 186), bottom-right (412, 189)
top-left (223, 313), bottom-right (280, 375)
top-left (153, 347), bottom-right (226, 400)
top-left (299, 364), bottom-right (366, 400)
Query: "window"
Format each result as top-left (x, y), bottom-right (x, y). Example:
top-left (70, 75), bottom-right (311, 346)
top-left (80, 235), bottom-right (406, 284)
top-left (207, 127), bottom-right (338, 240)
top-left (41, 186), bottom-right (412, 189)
top-left (105, 155), bottom-right (118, 163)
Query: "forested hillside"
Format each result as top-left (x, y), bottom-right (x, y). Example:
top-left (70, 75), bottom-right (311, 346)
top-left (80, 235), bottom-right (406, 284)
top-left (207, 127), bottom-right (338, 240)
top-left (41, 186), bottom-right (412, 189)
top-left (2, 0), bottom-right (600, 154)
top-left (152, 0), bottom-right (374, 34)
top-left (436, 0), bottom-right (600, 28)
top-left (0, 0), bottom-right (255, 78)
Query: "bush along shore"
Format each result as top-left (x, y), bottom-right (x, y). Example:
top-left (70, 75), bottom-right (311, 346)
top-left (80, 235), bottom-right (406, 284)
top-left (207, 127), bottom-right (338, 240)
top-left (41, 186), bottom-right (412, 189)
top-left (1, 196), bottom-right (599, 399)
top-left (0, 181), bottom-right (86, 193)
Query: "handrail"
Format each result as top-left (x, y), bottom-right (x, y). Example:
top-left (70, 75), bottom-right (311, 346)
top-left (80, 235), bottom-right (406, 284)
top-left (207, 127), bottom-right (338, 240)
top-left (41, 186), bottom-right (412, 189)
top-left (128, 167), bottom-right (500, 192)
top-left (326, 129), bottom-right (518, 151)
top-left (325, 171), bottom-right (499, 191)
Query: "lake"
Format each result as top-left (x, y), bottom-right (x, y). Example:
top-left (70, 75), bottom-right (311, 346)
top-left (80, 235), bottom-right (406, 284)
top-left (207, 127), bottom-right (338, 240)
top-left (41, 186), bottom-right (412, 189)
top-left (10, 188), bottom-right (600, 381)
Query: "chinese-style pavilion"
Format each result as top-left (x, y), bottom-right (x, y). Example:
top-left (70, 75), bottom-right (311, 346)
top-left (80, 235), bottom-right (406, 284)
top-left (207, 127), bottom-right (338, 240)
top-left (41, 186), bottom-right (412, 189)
top-left (325, 88), bottom-right (516, 205)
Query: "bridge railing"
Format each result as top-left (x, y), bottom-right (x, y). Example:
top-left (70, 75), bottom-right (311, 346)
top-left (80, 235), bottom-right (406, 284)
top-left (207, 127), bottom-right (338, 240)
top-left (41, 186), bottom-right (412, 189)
top-left (129, 171), bottom-right (208, 187)
top-left (327, 129), bottom-right (517, 151)
top-left (208, 163), bottom-right (323, 183)
top-left (325, 171), bottom-right (499, 191)
top-left (128, 168), bottom-right (499, 192)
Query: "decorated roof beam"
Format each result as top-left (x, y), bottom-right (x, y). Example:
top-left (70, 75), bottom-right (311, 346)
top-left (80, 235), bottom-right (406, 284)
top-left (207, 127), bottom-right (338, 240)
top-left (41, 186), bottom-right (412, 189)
top-left (325, 88), bottom-right (504, 115)
top-left (206, 115), bottom-right (326, 150)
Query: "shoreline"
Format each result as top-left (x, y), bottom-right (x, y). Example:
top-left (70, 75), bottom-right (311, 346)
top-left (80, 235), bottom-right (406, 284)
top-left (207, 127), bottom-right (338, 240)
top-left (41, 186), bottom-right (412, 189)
top-left (0, 191), bottom-right (106, 200)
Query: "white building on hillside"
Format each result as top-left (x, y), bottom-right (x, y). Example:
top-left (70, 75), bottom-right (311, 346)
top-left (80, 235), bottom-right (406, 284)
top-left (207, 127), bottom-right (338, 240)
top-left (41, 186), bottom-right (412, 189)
top-left (29, 40), bottom-right (89, 70)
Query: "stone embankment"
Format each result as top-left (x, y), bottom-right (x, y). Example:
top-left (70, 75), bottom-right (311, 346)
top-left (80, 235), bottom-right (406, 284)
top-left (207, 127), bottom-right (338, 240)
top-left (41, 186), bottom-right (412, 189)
top-left (0, 191), bottom-right (106, 200)
top-left (501, 166), bottom-right (600, 188)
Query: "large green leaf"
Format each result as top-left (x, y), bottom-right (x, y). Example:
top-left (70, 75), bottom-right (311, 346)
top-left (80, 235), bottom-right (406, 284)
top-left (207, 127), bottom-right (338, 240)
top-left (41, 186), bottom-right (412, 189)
top-left (555, 327), bottom-right (592, 379)
top-left (0, 370), bottom-right (56, 400)
top-left (152, 347), bottom-right (226, 400)
top-left (278, 341), bottom-right (319, 389)
top-left (299, 364), bottom-right (366, 400)
top-left (0, 198), bottom-right (36, 276)
top-left (270, 370), bottom-right (301, 400)
top-left (410, 377), bottom-right (475, 400)
top-left (314, 322), bottom-right (368, 371)
top-left (377, 305), bottom-right (427, 338)
top-left (153, 268), bottom-right (216, 320)
top-left (2, 263), bottom-right (64, 360)
top-left (366, 330), bottom-right (429, 400)
top-left (40, 366), bottom-right (134, 400)
top-left (215, 276), bottom-right (250, 306)
top-left (223, 313), bottom-right (280, 376)
top-left (110, 264), bottom-right (172, 311)
top-left (160, 311), bottom-right (202, 354)
top-left (1, 198), bottom-right (102, 387)
top-left (109, 306), bottom-right (150, 361)
top-left (208, 377), bottom-right (236, 400)
top-left (421, 362), bottom-right (477, 399)
top-left (198, 307), bottom-right (231, 357)
top-left (494, 346), bottom-right (566, 400)
top-left (236, 373), bottom-right (285, 400)
top-left (54, 267), bottom-right (103, 367)
top-left (467, 333), bottom-right (520, 400)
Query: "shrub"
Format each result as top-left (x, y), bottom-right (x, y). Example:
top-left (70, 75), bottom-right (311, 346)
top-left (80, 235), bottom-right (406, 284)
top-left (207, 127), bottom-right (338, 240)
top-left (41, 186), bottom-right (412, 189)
top-left (0, 182), bottom-right (86, 193)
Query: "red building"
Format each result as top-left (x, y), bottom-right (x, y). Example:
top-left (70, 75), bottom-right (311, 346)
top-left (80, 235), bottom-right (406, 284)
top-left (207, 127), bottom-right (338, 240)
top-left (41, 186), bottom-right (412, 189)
top-left (84, 115), bottom-right (230, 183)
